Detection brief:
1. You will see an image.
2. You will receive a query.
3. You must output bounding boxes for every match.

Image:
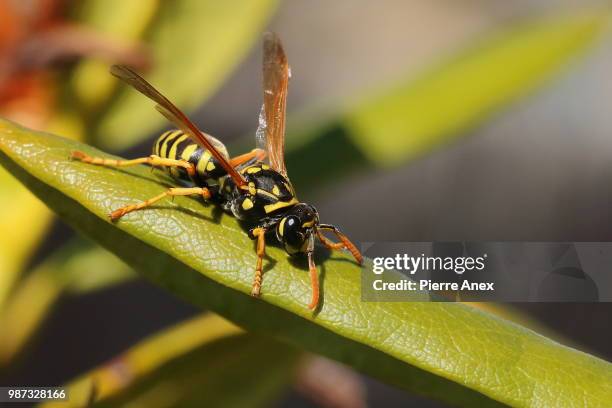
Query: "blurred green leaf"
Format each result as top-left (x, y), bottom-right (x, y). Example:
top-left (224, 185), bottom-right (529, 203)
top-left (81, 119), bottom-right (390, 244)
top-left (58, 241), bottom-right (136, 294)
top-left (0, 241), bottom-right (135, 365)
top-left (41, 314), bottom-right (298, 408)
top-left (280, 10), bottom-right (610, 192)
top-left (71, 0), bottom-right (160, 112)
top-left (0, 172), bottom-right (51, 310)
top-left (345, 10), bottom-right (610, 165)
top-left (95, 0), bottom-right (278, 150)
top-left (0, 243), bottom-right (60, 366)
top-left (3, 121), bottom-right (612, 406)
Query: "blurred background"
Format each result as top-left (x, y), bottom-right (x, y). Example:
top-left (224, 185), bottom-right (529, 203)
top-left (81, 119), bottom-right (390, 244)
top-left (0, 0), bottom-right (611, 406)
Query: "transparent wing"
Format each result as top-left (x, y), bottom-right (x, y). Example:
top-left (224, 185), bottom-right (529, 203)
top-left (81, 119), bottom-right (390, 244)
top-left (255, 104), bottom-right (267, 154)
top-left (257, 32), bottom-right (290, 178)
top-left (110, 65), bottom-right (246, 187)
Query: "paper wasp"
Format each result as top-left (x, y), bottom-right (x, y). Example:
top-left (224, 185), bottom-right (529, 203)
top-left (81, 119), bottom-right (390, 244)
top-left (71, 33), bottom-right (362, 309)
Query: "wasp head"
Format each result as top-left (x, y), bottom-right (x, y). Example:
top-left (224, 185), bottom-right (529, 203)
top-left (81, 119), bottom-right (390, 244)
top-left (276, 203), bottom-right (319, 255)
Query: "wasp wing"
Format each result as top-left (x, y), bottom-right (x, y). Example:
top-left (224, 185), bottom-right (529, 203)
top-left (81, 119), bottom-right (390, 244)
top-left (256, 32), bottom-right (290, 179)
top-left (110, 65), bottom-right (246, 187)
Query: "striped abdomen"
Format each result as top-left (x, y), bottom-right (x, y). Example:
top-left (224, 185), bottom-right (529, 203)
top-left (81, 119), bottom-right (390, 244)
top-left (153, 129), bottom-right (230, 187)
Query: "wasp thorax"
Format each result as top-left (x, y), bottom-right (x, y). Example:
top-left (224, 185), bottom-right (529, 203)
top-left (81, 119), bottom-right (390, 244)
top-left (276, 203), bottom-right (319, 255)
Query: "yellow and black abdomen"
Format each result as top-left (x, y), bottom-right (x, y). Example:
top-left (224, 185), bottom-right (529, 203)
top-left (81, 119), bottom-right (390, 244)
top-left (153, 129), bottom-right (230, 188)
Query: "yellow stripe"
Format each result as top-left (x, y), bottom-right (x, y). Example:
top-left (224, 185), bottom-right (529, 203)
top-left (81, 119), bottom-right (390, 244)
top-left (197, 150), bottom-right (212, 175)
top-left (180, 143), bottom-right (198, 161)
top-left (154, 131), bottom-right (168, 156)
top-left (159, 130), bottom-right (174, 153)
top-left (278, 217), bottom-right (287, 236)
top-left (168, 134), bottom-right (189, 160)
top-left (160, 130), bottom-right (182, 158)
top-left (264, 198), bottom-right (298, 214)
top-left (302, 220), bottom-right (315, 228)
top-left (256, 189), bottom-right (277, 200)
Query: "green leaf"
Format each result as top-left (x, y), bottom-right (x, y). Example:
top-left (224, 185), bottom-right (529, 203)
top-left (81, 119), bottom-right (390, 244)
top-left (0, 100), bottom-right (87, 310)
top-left (0, 241), bottom-right (135, 365)
top-left (95, 0), bottom-right (278, 150)
top-left (0, 54), bottom-right (93, 309)
top-left (71, 0), bottom-right (160, 112)
top-left (1, 120), bottom-right (611, 407)
top-left (0, 171), bottom-right (51, 309)
top-left (280, 10), bottom-right (610, 191)
top-left (41, 314), bottom-right (298, 408)
top-left (345, 10), bottom-right (610, 165)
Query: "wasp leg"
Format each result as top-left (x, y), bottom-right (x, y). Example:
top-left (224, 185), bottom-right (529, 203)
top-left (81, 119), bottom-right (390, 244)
top-left (306, 236), bottom-right (319, 310)
top-left (110, 187), bottom-right (211, 220)
top-left (71, 151), bottom-right (195, 177)
top-left (229, 148), bottom-right (266, 168)
top-left (316, 224), bottom-right (363, 265)
top-left (250, 227), bottom-right (267, 297)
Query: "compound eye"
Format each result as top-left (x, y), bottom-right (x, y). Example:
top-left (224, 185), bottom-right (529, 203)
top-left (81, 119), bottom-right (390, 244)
top-left (285, 216), bottom-right (298, 230)
top-left (277, 216), bottom-right (305, 254)
top-left (277, 215), bottom-right (298, 240)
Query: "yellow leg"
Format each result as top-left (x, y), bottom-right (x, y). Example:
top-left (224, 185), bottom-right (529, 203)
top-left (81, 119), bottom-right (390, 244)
top-left (307, 251), bottom-right (319, 310)
top-left (316, 233), bottom-right (345, 250)
top-left (110, 187), bottom-right (211, 220)
top-left (316, 225), bottom-right (363, 265)
top-left (250, 227), bottom-right (266, 297)
top-left (71, 150), bottom-right (195, 176)
top-left (229, 148), bottom-right (266, 168)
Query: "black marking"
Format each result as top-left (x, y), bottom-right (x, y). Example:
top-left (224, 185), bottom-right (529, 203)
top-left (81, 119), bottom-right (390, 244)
top-left (206, 156), bottom-right (229, 180)
top-left (174, 138), bottom-right (193, 161)
top-left (188, 147), bottom-right (204, 184)
top-left (224, 162), bottom-right (297, 221)
top-left (167, 132), bottom-right (187, 160)
top-left (160, 131), bottom-right (182, 158)
top-left (154, 130), bottom-right (176, 156)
